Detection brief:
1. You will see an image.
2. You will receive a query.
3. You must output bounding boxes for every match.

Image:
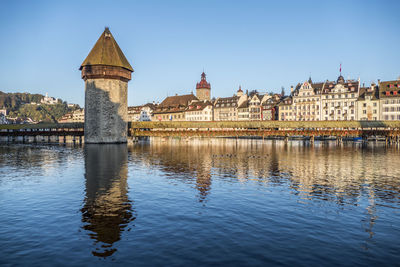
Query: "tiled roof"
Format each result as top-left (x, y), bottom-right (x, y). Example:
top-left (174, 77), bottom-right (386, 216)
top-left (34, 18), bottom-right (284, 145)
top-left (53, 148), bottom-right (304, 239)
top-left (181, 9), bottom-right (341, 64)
top-left (80, 28), bottom-right (133, 72)
top-left (322, 78), bottom-right (359, 94)
top-left (358, 86), bottom-right (379, 100)
top-left (379, 80), bottom-right (400, 98)
top-left (186, 101), bottom-right (213, 112)
top-left (159, 94), bottom-right (198, 107)
top-left (214, 96), bottom-right (239, 105)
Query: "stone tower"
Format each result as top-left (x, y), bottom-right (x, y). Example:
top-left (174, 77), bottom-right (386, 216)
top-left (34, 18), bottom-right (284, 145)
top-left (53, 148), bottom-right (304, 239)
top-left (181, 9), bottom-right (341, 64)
top-left (80, 27), bottom-right (133, 143)
top-left (196, 72), bottom-right (211, 101)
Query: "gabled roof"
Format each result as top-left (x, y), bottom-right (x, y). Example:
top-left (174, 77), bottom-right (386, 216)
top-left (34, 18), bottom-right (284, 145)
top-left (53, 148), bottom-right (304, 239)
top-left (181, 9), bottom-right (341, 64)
top-left (238, 100), bottom-right (249, 108)
top-left (186, 100), bottom-right (213, 112)
top-left (358, 86), bottom-right (379, 100)
top-left (80, 27), bottom-right (133, 72)
top-left (159, 94), bottom-right (198, 107)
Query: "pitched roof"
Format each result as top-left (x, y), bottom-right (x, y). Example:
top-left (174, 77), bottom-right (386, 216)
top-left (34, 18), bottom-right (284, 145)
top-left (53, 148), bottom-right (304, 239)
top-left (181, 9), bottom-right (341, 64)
top-left (379, 80), bottom-right (400, 98)
top-left (80, 27), bottom-right (133, 72)
top-left (358, 86), bottom-right (379, 100)
top-left (159, 94), bottom-right (198, 107)
top-left (186, 101), bottom-right (213, 112)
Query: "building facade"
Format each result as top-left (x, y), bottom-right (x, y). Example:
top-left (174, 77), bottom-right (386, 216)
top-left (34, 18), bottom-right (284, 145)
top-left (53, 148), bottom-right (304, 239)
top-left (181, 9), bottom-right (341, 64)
top-left (213, 96), bottom-right (239, 121)
top-left (185, 101), bottom-right (213, 121)
top-left (379, 79), bottom-right (400, 120)
top-left (292, 79), bottom-right (323, 121)
top-left (153, 94), bottom-right (198, 121)
top-left (321, 75), bottom-right (359, 121)
top-left (278, 96), bottom-right (294, 121)
top-left (357, 84), bottom-right (380, 121)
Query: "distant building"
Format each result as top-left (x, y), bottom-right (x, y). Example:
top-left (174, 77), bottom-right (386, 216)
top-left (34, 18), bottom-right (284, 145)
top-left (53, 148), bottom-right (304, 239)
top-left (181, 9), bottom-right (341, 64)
top-left (379, 79), bottom-right (400, 120)
top-left (185, 100), bottom-right (213, 121)
top-left (153, 94), bottom-right (198, 121)
top-left (72, 109), bottom-right (84, 122)
top-left (58, 109), bottom-right (84, 123)
top-left (357, 84), bottom-right (380, 121)
top-left (292, 78), bottom-right (323, 121)
top-left (321, 75), bottom-right (360, 121)
top-left (127, 106), bottom-right (142, 122)
top-left (41, 93), bottom-right (59, 105)
top-left (278, 96), bottom-right (294, 121)
top-left (261, 95), bottom-right (280, 120)
top-left (128, 103), bottom-right (157, 121)
top-left (213, 96), bottom-right (239, 121)
top-left (196, 72), bottom-right (211, 101)
top-left (248, 92), bottom-right (262, 120)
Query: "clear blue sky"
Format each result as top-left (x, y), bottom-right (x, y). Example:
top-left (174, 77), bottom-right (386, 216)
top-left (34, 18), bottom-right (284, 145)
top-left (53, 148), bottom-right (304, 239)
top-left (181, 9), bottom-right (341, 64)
top-left (0, 0), bottom-right (399, 106)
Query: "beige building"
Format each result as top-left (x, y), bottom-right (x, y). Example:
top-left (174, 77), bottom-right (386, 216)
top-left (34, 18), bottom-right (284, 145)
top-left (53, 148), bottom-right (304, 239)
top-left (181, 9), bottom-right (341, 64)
top-left (58, 109), bottom-right (84, 123)
top-left (292, 78), bottom-right (323, 121)
top-left (278, 96), bottom-right (294, 121)
top-left (379, 79), bottom-right (400, 120)
top-left (321, 75), bottom-right (360, 121)
top-left (357, 84), bottom-right (380, 121)
top-left (213, 96), bottom-right (239, 121)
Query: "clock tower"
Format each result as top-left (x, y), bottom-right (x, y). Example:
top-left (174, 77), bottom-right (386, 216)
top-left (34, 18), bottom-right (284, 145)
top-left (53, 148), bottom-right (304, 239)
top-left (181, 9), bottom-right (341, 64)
top-left (196, 72), bottom-right (211, 101)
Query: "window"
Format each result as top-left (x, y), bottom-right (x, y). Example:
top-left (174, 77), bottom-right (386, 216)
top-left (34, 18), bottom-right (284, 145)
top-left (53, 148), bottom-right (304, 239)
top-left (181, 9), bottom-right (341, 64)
top-left (363, 103), bottom-right (367, 107)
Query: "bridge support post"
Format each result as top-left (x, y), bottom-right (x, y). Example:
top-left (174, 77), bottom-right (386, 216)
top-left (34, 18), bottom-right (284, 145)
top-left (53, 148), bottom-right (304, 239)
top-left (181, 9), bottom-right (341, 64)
top-left (79, 136), bottom-right (82, 144)
top-left (63, 136), bottom-right (66, 144)
top-left (284, 136), bottom-right (289, 144)
top-left (310, 135), bottom-right (314, 144)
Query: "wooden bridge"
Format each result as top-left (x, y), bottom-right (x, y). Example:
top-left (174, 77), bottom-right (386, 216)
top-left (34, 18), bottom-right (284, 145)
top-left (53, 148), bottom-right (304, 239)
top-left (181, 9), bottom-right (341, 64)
top-left (1, 121), bottom-right (400, 143)
top-left (129, 121), bottom-right (400, 143)
top-left (0, 123), bottom-right (84, 144)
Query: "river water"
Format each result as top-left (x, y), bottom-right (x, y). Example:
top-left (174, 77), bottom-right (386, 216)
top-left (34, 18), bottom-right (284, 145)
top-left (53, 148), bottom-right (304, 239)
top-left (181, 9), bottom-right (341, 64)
top-left (0, 139), bottom-right (399, 266)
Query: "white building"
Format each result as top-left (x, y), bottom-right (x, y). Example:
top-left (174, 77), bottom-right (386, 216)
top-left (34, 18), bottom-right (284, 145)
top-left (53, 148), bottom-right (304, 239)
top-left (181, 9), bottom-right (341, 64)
top-left (41, 93), bottom-right (59, 105)
top-left (321, 75), bottom-right (360, 121)
top-left (185, 100), bottom-right (213, 121)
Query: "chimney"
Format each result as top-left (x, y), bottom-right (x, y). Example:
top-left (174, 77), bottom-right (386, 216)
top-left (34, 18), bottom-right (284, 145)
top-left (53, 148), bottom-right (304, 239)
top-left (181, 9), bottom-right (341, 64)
top-left (290, 86), bottom-right (294, 94)
top-left (378, 79), bottom-right (381, 85)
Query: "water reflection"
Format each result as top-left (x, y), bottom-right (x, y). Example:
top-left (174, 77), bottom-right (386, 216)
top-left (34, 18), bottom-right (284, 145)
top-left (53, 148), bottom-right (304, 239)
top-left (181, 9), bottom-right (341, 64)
top-left (130, 139), bottom-right (400, 232)
top-left (82, 144), bottom-right (135, 258)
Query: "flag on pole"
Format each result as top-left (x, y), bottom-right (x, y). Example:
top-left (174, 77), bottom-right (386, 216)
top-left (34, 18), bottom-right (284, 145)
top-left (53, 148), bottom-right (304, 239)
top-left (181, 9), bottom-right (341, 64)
top-left (340, 64), bottom-right (342, 74)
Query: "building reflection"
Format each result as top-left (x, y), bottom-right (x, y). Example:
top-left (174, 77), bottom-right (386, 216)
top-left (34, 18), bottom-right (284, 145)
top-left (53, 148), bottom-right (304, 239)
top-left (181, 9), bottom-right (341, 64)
top-left (82, 144), bottom-right (135, 258)
top-left (129, 139), bottom-right (400, 237)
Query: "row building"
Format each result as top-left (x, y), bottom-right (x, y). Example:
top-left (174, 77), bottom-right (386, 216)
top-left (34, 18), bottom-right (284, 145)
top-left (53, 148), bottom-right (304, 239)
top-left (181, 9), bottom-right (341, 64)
top-left (126, 71), bottom-right (400, 122)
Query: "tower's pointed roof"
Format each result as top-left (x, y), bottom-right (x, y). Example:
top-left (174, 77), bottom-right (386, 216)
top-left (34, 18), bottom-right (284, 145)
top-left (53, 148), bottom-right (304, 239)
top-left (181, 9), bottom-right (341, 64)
top-left (80, 27), bottom-right (133, 72)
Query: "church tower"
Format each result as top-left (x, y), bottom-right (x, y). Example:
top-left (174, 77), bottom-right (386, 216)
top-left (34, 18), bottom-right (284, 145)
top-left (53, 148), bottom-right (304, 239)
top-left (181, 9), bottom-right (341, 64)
top-left (196, 72), bottom-right (211, 101)
top-left (80, 27), bottom-right (133, 143)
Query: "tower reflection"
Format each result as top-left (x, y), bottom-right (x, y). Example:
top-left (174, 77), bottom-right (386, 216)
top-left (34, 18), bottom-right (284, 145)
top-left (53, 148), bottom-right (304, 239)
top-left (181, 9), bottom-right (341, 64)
top-left (82, 144), bottom-right (135, 258)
